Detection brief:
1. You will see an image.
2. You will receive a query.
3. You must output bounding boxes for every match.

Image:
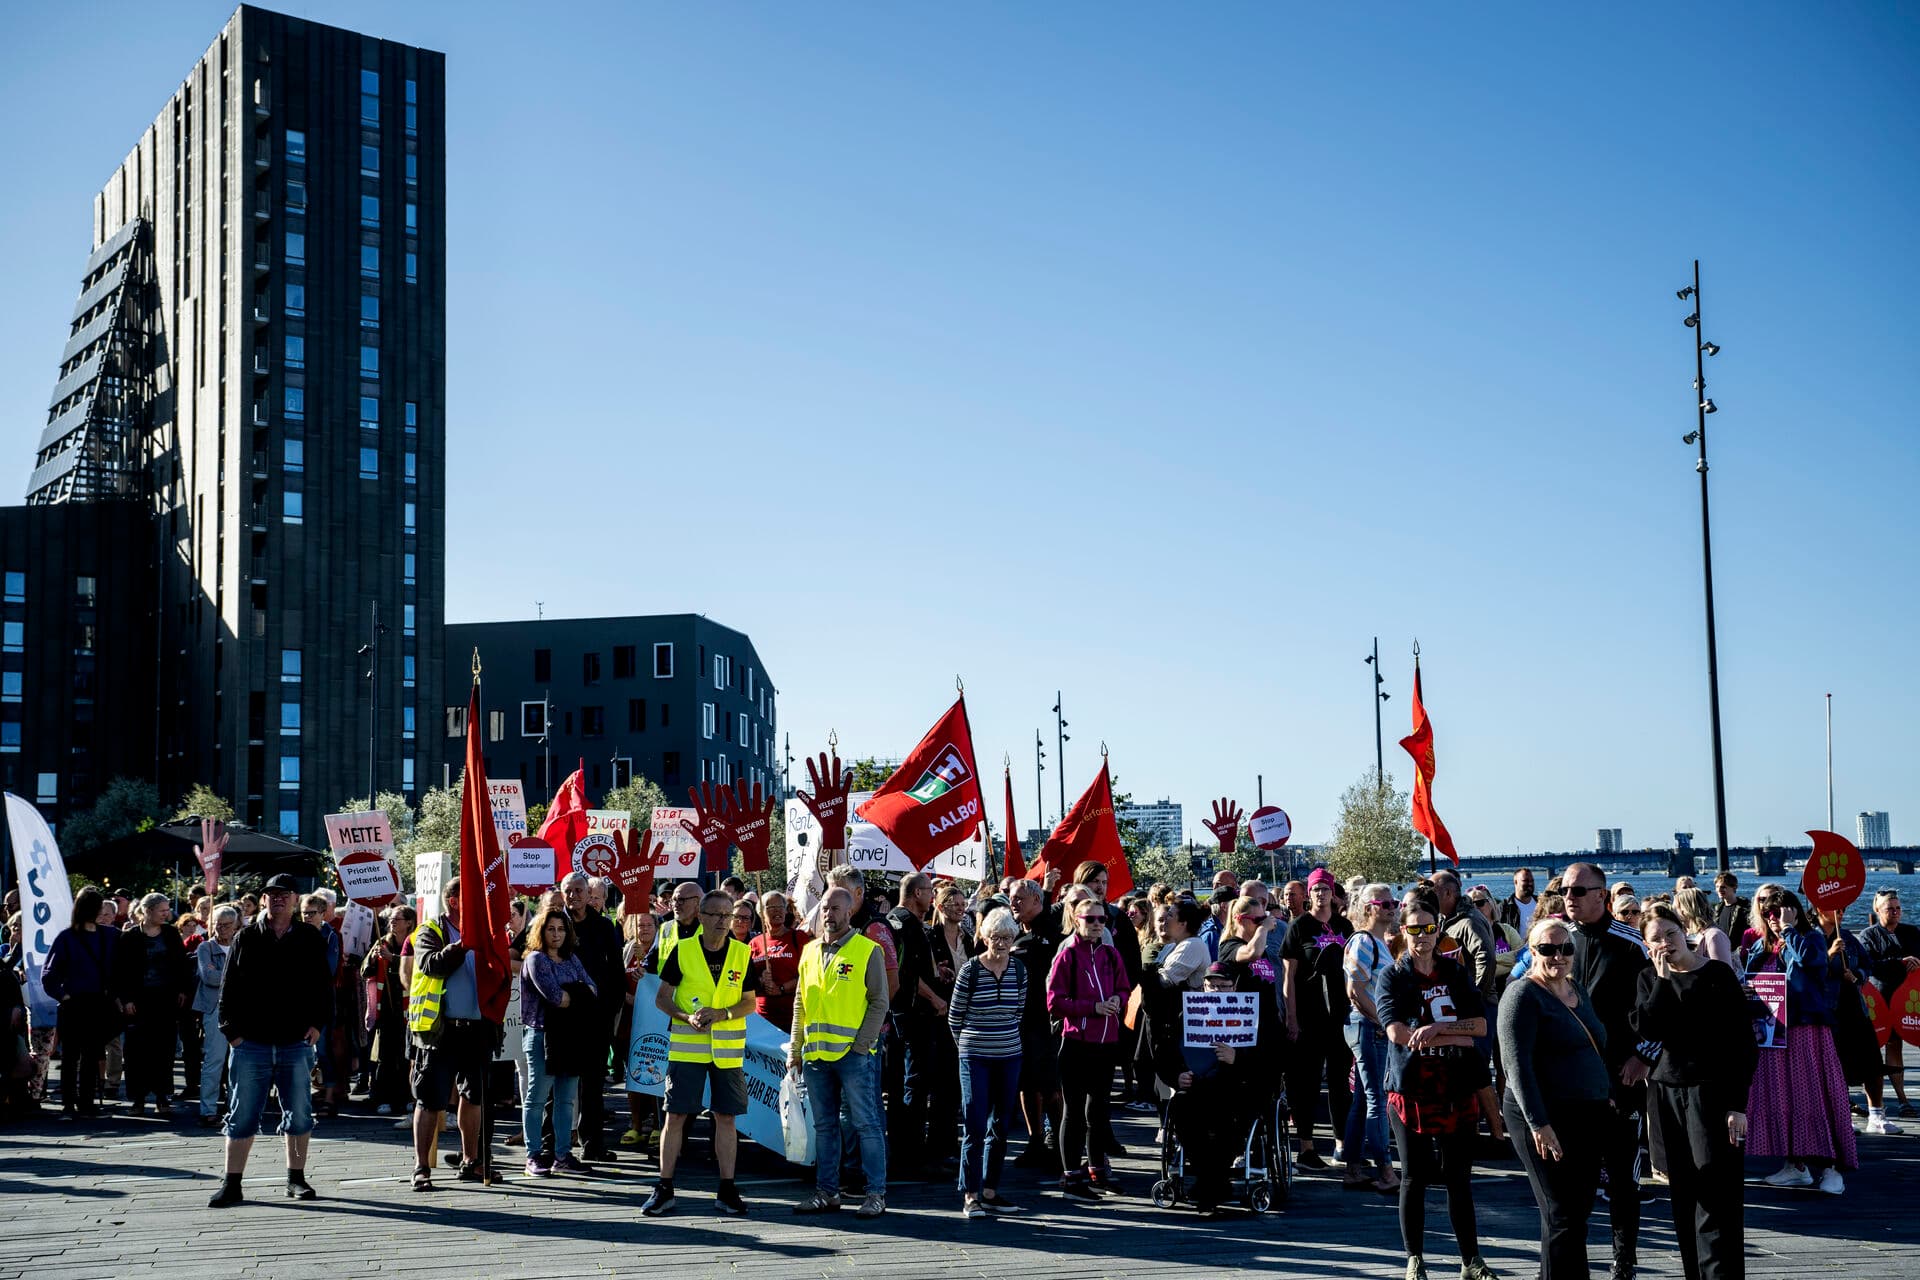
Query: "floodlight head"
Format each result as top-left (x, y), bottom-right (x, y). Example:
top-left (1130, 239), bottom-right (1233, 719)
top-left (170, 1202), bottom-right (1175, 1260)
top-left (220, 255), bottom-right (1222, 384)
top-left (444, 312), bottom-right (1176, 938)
top-left (1676, 286), bottom-right (1695, 301)
top-left (1701, 399), bottom-right (1717, 414)
top-left (1683, 431), bottom-right (1700, 445)
top-left (1684, 314), bottom-right (1699, 328)
top-left (1702, 342), bottom-right (1721, 357)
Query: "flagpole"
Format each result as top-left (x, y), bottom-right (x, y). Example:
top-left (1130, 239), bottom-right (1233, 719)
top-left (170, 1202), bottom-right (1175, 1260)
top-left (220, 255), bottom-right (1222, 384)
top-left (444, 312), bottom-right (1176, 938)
top-left (1825, 693), bottom-right (1833, 832)
top-left (471, 648), bottom-right (496, 1188)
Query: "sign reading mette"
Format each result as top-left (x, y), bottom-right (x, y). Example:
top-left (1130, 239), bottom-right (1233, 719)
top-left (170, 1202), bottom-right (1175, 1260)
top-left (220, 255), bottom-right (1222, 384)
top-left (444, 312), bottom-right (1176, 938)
top-left (324, 811), bottom-right (403, 909)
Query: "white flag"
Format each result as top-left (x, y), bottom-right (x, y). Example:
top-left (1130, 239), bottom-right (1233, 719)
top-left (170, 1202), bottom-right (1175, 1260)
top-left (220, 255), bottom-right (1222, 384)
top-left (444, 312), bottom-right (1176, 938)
top-left (6, 793), bottom-right (74, 1025)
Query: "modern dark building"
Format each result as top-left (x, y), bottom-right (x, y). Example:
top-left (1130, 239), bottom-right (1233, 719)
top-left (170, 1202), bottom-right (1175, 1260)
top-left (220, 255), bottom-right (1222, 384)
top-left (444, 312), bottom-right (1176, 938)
top-left (0, 503), bottom-right (158, 824)
top-left (445, 616), bottom-right (778, 804)
top-left (18, 6), bottom-right (446, 840)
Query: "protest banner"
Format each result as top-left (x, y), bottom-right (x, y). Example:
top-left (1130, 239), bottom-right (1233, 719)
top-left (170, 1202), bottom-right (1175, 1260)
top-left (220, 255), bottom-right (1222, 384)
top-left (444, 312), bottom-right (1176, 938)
top-left (415, 851), bottom-right (449, 921)
top-left (341, 901), bottom-right (376, 956)
top-left (625, 973), bottom-right (806, 1162)
top-left (567, 809), bottom-right (631, 881)
top-left (1183, 990), bottom-right (1260, 1048)
top-left (324, 812), bottom-right (402, 909)
top-left (489, 779), bottom-right (529, 849)
top-left (6, 793), bottom-right (74, 1025)
top-left (650, 806), bottom-right (704, 875)
top-left (1749, 972), bottom-right (1788, 1049)
top-left (846, 791), bottom-right (989, 879)
top-left (1800, 829), bottom-right (1866, 914)
top-left (783, 800), bottom-right (834, 928)
top-left (506, 834), bottom-right (556, 894)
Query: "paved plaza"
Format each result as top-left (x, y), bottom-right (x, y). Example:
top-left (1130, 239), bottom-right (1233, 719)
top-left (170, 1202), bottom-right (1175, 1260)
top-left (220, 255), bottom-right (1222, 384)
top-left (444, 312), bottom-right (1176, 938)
top-left (2, 1082), bottom-right (1915, 1280)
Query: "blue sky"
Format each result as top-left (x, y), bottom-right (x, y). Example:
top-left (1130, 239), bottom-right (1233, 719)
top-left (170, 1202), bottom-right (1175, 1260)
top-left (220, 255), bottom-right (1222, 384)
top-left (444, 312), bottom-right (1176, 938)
top-left (2, 3), bottom-right (1915, 853)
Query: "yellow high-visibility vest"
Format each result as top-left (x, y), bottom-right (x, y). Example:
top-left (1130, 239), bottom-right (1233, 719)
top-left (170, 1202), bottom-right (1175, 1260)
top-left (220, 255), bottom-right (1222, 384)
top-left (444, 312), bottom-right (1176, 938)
top-left (796, 932), bottom-right (877, 1064)
top-left (667, 935), bottom-right (750, 1068)
top-left (407, 920), bottom-right (450, 1040)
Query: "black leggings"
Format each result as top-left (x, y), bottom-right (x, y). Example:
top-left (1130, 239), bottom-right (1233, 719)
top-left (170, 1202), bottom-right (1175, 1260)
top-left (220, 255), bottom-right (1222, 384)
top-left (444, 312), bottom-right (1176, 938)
top-left (56, 995), bottom-right (113, 1110)
top-left (1057, 1039), bottom-right (1117, 1174)
top-left (1504, 1097), bottom-right (1607, 1280)
top-left (1287, 1023), bottom-right (1353, 1148)
top-left (1389, 1110), bottom-right (1480, 1262)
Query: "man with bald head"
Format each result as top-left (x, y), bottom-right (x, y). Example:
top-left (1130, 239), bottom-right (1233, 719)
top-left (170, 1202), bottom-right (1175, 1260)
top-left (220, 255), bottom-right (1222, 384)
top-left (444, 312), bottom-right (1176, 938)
top-left (790, 887), bottom-right (890, 1218)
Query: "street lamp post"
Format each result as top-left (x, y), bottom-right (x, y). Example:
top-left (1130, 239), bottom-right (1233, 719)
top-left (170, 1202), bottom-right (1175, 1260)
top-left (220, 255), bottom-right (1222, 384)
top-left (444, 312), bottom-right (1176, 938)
top-left (357, 601), bottom-right (389, 802)
top-left (1676, 262), bottom-right (1732, 875)
top-left (1052, 693), bottom-right (1069, 819)
top-left (1364, 637), bottom-right (1390, 790)
top-left (1034, 729), bottom-right (1046, 832)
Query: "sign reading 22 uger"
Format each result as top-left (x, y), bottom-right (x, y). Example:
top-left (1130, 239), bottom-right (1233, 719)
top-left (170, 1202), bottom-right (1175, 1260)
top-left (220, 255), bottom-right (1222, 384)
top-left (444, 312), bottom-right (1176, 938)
top-left (624, 974), bottom-right (810, 1163)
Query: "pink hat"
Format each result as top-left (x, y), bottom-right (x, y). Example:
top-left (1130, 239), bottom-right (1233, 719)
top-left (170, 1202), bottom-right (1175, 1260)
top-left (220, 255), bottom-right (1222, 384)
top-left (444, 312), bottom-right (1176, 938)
top-left (1306, 867), bottom-right (1338, 890)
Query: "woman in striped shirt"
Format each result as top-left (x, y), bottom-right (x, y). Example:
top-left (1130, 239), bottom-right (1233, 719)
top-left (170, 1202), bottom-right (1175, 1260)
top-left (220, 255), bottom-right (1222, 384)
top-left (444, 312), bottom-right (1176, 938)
top-left (948, 907), bottom-right (1028, 1219)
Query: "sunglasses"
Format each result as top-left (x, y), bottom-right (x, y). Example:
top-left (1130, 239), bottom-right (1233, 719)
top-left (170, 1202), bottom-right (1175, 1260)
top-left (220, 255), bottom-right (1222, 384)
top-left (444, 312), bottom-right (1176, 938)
top-left (1621, 907), bottom-right (1641, 917)
top-left (301, 909), bottom-right (321, 917)
top-left (1402, 922), bottom-right (1439, 937)
top-left (1565, 885), bottom-right (1601, 899)
top-left (1076, 915), bottom-right (1105, 925)
top-left (1237, 913), bottom-right (1269, 923)
top-left (1368, 900), bottom-right (1398, 911)
top-left (1534, 942), bottom-right (1576, 959)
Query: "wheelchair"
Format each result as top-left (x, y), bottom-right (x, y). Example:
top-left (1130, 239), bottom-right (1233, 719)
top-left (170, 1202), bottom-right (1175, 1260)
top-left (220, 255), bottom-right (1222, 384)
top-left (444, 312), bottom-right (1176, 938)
top-left (1149, 1087), bottom-right (1292, 1214)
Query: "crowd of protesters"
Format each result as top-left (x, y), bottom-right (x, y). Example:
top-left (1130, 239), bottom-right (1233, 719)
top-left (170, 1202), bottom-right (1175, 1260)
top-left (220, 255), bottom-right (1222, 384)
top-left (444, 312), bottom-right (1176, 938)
top-left (4, 855), bottom-right (1917, 1273)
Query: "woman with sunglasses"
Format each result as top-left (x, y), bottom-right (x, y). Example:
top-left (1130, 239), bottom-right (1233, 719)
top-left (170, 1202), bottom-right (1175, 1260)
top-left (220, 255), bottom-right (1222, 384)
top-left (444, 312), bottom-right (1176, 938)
top-left (1742, 887), bottom-right (1855, 1194)
top-left (1630, 903), bottom-right (1754, 1280)
top-left (1045, 894), bottom-right (1133, 1199)
top-left (1377, 895), bottom-right (1498, 1280)
top-left (1342, 885), bottom-right (1400, 1193)
top-left (1497, 915), bottom-right (1610, 1280)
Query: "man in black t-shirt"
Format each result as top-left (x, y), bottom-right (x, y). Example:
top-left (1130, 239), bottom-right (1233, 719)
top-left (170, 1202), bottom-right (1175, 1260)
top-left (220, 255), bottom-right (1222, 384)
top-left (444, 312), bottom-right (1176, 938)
top-left (1278, 868), bottom-right (1354, 1168)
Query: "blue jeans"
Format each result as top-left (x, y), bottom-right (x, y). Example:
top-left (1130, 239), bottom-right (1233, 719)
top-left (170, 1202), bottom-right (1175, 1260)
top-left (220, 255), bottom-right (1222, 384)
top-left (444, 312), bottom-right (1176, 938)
top-left (224, 1040), bottom-right (315, 1140)
top-left (1344, 1019), bottom-right (1392, 1165)
top-left (199, 1011), bottom-right (229, 1119)
top-left (522, 1028), bottom-right (580, 1157)
top-left (958, 1054), bottom-right (1022, 1197)
top-left (806, 1048), bottom-right (886, 1200)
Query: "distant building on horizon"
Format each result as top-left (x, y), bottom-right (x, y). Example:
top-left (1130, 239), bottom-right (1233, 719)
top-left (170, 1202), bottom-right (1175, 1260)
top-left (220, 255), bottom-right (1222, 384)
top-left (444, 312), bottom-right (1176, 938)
top-left (1119, 798), bottom-right (1183, 850)
top-left (1597, 828), bottom-right (1624, 855)
top-left (1858, 811), bottom-right (1891, 849)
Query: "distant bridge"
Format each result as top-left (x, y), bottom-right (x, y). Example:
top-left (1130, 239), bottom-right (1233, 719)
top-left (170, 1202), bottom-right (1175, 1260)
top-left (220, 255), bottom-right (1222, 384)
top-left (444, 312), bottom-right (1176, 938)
top-left (1455, 846), bottom-right (1918, 881)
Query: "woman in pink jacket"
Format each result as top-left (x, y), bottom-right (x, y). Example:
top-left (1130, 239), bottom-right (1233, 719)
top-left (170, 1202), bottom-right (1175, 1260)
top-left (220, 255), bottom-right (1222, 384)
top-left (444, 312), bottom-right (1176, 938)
top-left (1047, 897), bottom-right (1134, 1199)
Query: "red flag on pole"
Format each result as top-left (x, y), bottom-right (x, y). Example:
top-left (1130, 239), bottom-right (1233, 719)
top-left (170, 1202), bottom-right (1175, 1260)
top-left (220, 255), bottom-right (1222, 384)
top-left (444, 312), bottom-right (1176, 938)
top-left (457, 682), bottom-right (513, 1022)
top-left (1002, 766), bottom-right (1026, 881)
top-left (855, 694), bottom-right (985, 870)
top-left (1398, 661), bottom-right (1460, 865)
top-left (1036, 758), bottom-right (1133, 898)
top-left (537, 768), bottom-right (591, 880)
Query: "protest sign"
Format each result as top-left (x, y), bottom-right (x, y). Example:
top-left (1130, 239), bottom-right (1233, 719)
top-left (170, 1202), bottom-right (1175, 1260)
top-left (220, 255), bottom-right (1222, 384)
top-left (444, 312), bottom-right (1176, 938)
top-left (1749, 972), bottom-right (1788, 1049)
top-left (650, 806), bottom-right (704, 875)
top-left (846, 791), bottom-right (988, 879)
top-left (625, 973), bottom-right (805, 1162)
top-left (494, 978), bottom-right (526, 1067)
top-left (341, 901), bottom-right (376, 956)
top-left (324, 812), bottom-right (402, 909)
top-left (415, 851), bottom-right (449, 921)
top-left (1249, 806), bottom-right (1293, 851)
top-left (1862, 979), bottom-right (1894, 1049)
top-left (571, 810), bottom-right (631, 880)
top-left (489, 780), bottom-right (529, 849)
top-left (506, 835), bottom-right (556, 894)
top-left (1800, 829), bottom-right (1866, 914)
top-left (1183, 990), bottom-right (1260, 1048)
top-left (1894, 971), bottom-right (1920, 1049)
top-left (6, 793), bottom-right (74, 1024)
top-left (614, 829), bottom-right (665, 913)
top-left (784, 799), bottom-right (834, 928)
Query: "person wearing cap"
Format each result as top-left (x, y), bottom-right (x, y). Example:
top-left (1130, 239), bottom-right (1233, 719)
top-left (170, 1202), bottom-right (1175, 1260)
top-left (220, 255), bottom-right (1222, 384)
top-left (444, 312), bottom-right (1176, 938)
top-left (208, 873), bottom-right (331, 1207)
top-left (1281, 867), bottom-right (1355, 1170)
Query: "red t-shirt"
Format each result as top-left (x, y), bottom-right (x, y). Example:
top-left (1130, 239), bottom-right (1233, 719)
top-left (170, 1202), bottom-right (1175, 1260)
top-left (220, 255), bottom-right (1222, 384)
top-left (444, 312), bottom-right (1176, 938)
top-left (750, 927), bottom-right (812, 1031)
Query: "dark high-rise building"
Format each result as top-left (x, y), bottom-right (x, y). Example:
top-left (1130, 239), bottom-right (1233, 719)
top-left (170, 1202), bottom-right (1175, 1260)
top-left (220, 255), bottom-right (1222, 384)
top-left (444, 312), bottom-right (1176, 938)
top-left (20, 6), bottom-right (446, 841)
top-left (444, 616), bottom-right (778, 804)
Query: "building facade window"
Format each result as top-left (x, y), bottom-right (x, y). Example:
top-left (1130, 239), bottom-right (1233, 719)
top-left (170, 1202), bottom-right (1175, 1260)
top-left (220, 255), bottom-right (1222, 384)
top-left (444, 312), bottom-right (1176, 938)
top-left (360, 194), bottom-right (380, 226)
top-left (405, 153), bottom-right (418, 185)
top-left (445, 705), bottom-right (467, 737)
top-left (360, 345), bottom-right (379, 378)
top-left (405, 202), bottom-right (418, 232)
top-left (627, 698), bottom-right (646, 732)
top-left (403, 757), bottom-right (415, 788)
top-left (3, 572), bottom-right (23, 602)
top-left (583, 652), bottom-right (601, 685)
top-left (361, 295), bottom-right (380, 327)
top-left (361, 69), bottom-right (380, 124)
top-left (405, 251), bottom-right (418, 283)
top-left (403, 706), bottom-right (416, 740)
top-left (279, 756), bottom-right (300, 788)
top-left (403, 502), bottom-right (416, 532)
top-left (279, 811), bottom-right (299, 838)
top-left (582, 706), bottom-right (604, 737)
top-left (360, 396), bottom-right (379, 429)
top-left (281, 701), bottom-right (300, 735)
top-left (1, 672), bottom-right (21, 703)
top-left (404, 452), bottom-right (417, 482)
top-left (403, 604), bottom-right (415, 636)
top-left (361, 244), bottom-right (380, 277)
top-left (286, 282), bottom-right (305, 316)
top-left (403, 655), bottom-right (415, 688)
top-left (653, 642), bottom-right (673, 678)
top-left (488, 710), bottom-right (505, 742)
top-left (37, 773), bottom-right (58, 804)
top-left (702, 702), bottom-right (715, 740)
top-left (285, 230), bottom-right (305, 263)
top-left (282, 649), bottom-right (301, 682)
top-left (284, 386), bottom-right (305, 418)
top-left (283, 491), bottom-right (303, 524)
top-left (0, 722), bottom-right (19, 752)
top-left (284, 439), bottom-right (303, 472)
top-left (359, 447), bottom-right (379, 480)
top-left (521, 701), bottom-right (546, 737)
top-left (404, 552), bottom-right (416, 584)
top-left (404, 401), bottom-right (418, 434)
top-left (286, 179), bottom-right (307, 209)
top-left (738, 712), bottom-right (750, 748)
top-left (286, 129), bottom-right (306, 159)
top-left (284, 334), bottom-right (304, 368)
top-left (2, 621), bottom-right (22, 653)
top-left (613, 645), bottom-right (636, 679)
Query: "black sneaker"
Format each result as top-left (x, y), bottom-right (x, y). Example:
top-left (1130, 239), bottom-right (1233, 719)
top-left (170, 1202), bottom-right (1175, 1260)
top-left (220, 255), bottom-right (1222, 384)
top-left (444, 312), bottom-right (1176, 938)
top-left (1297, 1148), bottom-right (1327, 1171)
top-left (208, 1178), bottom-right (245, 1209)
top-left (1060, 1174), bottom-right (1101, 1200)
top-left (715, 1185), bottom-right (749, 1216)
top-left (981, 1191), bottom-right (1024, 1214)
top-left (641, 1185), bottom-right (676, 1217)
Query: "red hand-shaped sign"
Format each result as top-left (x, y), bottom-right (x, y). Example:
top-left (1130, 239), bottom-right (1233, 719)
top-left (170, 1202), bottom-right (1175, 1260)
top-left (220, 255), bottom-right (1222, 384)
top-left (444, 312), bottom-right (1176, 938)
top-left (681, 782), bottom-right (735, 874)
top-left (726, 779), bottom-right (776, 874)
top-left (616, 828), bottom-right (663, 914)
top-left (799, 751), bottom-right (854, 851)
top-left (1203, 798), bottom-right (1243, 854)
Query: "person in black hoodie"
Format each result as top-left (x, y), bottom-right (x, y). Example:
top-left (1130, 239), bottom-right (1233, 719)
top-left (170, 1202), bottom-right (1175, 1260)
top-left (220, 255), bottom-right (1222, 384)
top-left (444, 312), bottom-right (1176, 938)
top-left (42, 887), bottom-right (117, 1117)
top-left (886, 871), bottom-right (942, 1178)
top-left (110, 893), bottom-right (191, 1115)
top-left (562, 871), bottom-right (625, 1161)
top-left (1562, 862), bottom-right (1654, 1280)
top-left (209, 874), bottom-right (331, 1207)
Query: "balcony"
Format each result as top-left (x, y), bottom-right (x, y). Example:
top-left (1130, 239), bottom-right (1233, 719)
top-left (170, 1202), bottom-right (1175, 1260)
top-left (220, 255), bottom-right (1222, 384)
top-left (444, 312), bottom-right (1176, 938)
top-left (250, 453), bottom-right (268, 481)
top-left (250, 298), bottom-right (270, 324)
top-left (251, 349), bottom-right (270, 376)
top-left (253, 142), bottom-right (270, 169)
top-left (248, 505), bottom-right (267, 532)
top-left (250, 404), bottom-right (268, 427)
top-left (252, 195), bottom-right (271, 220)
top-left (251, 249), bottom-right (270, 274)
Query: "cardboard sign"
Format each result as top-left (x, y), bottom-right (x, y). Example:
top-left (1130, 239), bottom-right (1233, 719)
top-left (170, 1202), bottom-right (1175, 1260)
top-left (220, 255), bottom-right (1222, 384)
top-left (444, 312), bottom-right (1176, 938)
top-left (845, 790), bottom-right (988, 878)
top-left (614, 831), bottom-right (666, 914)
top-left (1749, 972), bottom-right (1788, 1049)
top-left (324, 812), bottom-right (402, 909)
top-left (1249, 806), bottom-right (1292, 851)
top-left (341, 901), bottom-right (376, 957)
top-left (1800, 829), bottom-right (1866, 914)
top-left (494, 978), bottom-right (526, 1067)
top-left (1183, 990), bottom-right (1260, 1048)
top-left (489, 780), bottom-right (529, 849)
top-left (650, 806), bottom-right (705, 875)
top-left (507, 835), bottom-right (557, 894)
top-left (1893, 971), bottom-right (1920, 1049)
top-left (415, 851), bottom-right (449, 922)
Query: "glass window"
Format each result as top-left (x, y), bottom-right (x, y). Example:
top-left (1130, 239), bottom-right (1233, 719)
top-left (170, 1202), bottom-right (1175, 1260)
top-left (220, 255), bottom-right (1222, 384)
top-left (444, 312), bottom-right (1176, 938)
top-left (282, 649), bottom-right (302, 681)
top-left (286, 282), bottom-right (305, 315)
top-left (286, 179), bottom-right (307, 209)
top-left (405, 203), bottom-right (418, 232)
top-left (739, 712), bottom-right (751, 747)
top-left (1, 672), bottom-right (21, 702)
top-left (36, 773), bottom-right (56, 804)
top-left (281, 701), bottom-right (300, 734)
top-left (404, 401), bottom-right (418, 433)
top-left (360, 195), bottom-right (379, 226)
top-left (702, 702), bottom-right (715, 740)
top-left (361, 93), bottom-right (380, 125)
top-left (284, 386), bottom-right (304, 417)
top-left (403, 502), bottom-right (416, 531)
top-left (361, 295), bottom-right (380, 327)
top-left (405, 153), bottom-right (417, 185)
top-left (284, 491), bottom-right (303, 524)
top-left (359, 448), bottom-right (379, 480)
top-left (279, 756), bottom-right (300, 787)
top-left (406, 78), bottom-right (417, 104)
top-left (278, 811), bottom-right (299, 838)
top-left (403, 604), bottom-right (416, 635)
top-left (361, 244), bottom-right (380, 277)
top-left (404, 252), bottom-right (417, 283)
top-left (284, 334), bottom-right (304, 368)
top-left (653, 642), bottom-right (673, 677)
top-left (2, 621), bottom-right (22, 653)
top-left (360, 346), bottom-right (379, 378)
top-left (521, 702), bottom-right (546, 737)
top-left (403, 706), bottom-right (416, 739)
top-left (284, 439), bottom-right (303, 472)
top-left (403, 757), bottom-right (415, 788)
top-left (285, 230), bottom-right (305, 262)
top-left (403, 655), bottom-right (415, 688)
top-left (404, 452), bottom-right (417, 482)
top-left (0, 722), bottom-right (18, 751)
top-left (286, 129), bottom-right (306, 159)
top-left (361, 145), bottom-right (380, 175)
top-left (3, 572), bottom-right (23, 602)
top-left (406, 103), bottom-right (417, 134)
top-left (489, 711), bottom-right (506, 742)
top-left (404, 552), bottom-right (416, 584)
top-left (360, 395), bottom-right (379, 427)
top-left (361, 68), bottom-right (380, 95)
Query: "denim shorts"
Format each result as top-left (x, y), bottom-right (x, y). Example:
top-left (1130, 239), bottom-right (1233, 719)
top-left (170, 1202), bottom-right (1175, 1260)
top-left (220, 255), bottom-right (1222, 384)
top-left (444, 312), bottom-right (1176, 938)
top-left (224, 1039), bottom-right (315, 1140)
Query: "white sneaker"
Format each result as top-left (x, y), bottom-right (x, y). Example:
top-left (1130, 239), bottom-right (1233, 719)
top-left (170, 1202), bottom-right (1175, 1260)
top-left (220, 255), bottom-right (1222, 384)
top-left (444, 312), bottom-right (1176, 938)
top-left (1817, 1168), bottom-right (1845, 1195)
top-left (1866, 1111), bottom-right (1901, 1135)
top-left (1764, 1164), bottom-right (1812, 1188)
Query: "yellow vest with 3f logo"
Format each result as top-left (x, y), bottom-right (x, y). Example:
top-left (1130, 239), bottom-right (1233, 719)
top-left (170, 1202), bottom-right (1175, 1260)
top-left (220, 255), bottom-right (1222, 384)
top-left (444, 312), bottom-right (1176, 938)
top-left (667, 936), bottom-right (750, 1069)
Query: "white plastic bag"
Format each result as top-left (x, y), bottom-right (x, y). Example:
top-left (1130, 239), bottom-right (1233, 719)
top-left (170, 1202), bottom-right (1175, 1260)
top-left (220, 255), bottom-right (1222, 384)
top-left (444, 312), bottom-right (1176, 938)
top-left (780, 1066), bottom-right (814, 1166)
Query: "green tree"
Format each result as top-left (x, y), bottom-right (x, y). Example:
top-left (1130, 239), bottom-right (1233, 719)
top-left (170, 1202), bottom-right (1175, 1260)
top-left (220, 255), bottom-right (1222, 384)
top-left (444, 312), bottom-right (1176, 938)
top-left (59, 777), bottom-right (165, 856)
top-left (339, 791), bottom-right (418, 841)
top-left (172, 783), bottom-right (235, 824)
top-left (1323, 768), bottom-right (1421, 886)
top-left (1128, 843), bottom-right (1194, 893)
top-left (600, 774), bottom-right (668, 837)
top-left (847, 757), bottom-right (896, 792)
top-left (394, 779), bottom-right (461, 886)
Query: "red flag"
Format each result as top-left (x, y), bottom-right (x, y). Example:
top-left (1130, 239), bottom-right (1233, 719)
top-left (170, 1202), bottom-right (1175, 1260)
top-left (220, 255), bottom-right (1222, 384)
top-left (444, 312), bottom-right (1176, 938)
top-left (855, 695), bottom-right (986, 870)
top-left (1397, 663), bottom-right (1459, 865)
top-left (1002, 767), bottom-right (1026, 881)
top-left (537, 768), bottom-right (590, 879)
top-left (1037, 759), bottom-right (1133, 898)
top-left (458, 684), bottom-right (513, 1023)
